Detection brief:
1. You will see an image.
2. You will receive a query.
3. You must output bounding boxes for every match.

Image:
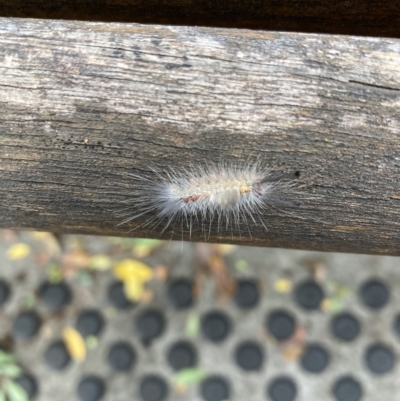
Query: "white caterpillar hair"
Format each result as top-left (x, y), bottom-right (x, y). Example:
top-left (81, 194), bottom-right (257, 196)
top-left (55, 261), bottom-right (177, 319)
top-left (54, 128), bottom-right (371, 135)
top-left (117, 160), bottom-right (301, 239)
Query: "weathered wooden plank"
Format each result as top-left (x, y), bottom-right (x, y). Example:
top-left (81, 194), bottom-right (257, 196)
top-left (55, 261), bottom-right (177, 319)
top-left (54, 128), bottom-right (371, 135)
top-left (0, 18), bottom-right (399, 255)
top-left (0, 0), bottom-right (399, 38)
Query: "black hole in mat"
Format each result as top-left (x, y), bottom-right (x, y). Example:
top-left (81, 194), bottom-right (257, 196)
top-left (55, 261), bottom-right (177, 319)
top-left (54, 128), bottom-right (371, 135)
top-left (267, 310), bottom-right (296, 341)
top-left (300, 344), bottom-right (330, 373)
top-left (331, 313), bottom-right (360, 342)
top-left (360, 279), bottom-right (389, 309)
top-left (201, 311), bottom-right (231, 343)
top-left (167, 341), bottom-right (197, 371)
top-left (0, 279), bottom-right (11, 306)
top-left (267, 377), bottom-right (297, 401)
top-left (76, 309), bottom-right (105, 337)
top-left (39, 281), bottom-right (72, 311)
top-left (235, 341), bottom-right (264, 371)
top-left (140, 375), bottom-right (168, 401)
top-left (13, 311), bottom-right (41, 340)
top-left (44, 340), bottom-right (71, 371)
top-left (14, 374), bottom-right (38, 400)
top-left (136, 309), bottom-right (166, 345)
top-left (294, 280), bottom-right (324, 310)
top-left (77, 376), bottom-right (106, 401)
top-left (332, 376), bottom-right (363, 401)
top-left (393, 314), bottom-right (400, 338)
top-left (201, 376), bottom-right (230, 401)
top-left (168, 278), bottom-right (194, 309)
top-left (234, 279), bottom-right (260, 309)
top-left (365, 343), bottom-right (394, 375)
top-left (108, 281), bottom-right (135, 310)
top-left (107, 342), bottom-right (136, 371)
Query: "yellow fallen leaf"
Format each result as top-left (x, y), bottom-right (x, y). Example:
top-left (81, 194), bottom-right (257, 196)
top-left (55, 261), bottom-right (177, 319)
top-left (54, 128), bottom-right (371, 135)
top-left (32, 231), bottom-right (52, 239)
top-left (132, 245), bottom-right (153, 258)
top-left (6, 243), bottom-right (31, 260)
top-left (274, 279), bottom-right (293, 293)
top-left (62, 327), bottom-right (86, 362)
top-left (280, 326), bottom-right (306, 361)
top-left (114, 259), bottom-right (153, 282)
top-left (283, 343), bottom-right (304, 361)
top-left (124, 279), bottom-right (145, 301)
top-left (320, 298), bottom-right (332, 312)
top-left (216, 244), bottom-right (237, 255)
top-left (174, 382), bottom-right (188, 394)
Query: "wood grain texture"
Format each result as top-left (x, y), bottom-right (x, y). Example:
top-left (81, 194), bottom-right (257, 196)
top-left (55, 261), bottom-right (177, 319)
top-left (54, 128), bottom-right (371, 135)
top-left (0, 0), bottom-right (400, 38)
top-left (0, 18), bottom-right (399, 255)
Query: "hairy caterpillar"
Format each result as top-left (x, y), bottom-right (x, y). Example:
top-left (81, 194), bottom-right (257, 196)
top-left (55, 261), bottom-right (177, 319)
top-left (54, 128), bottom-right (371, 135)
top-left (117, 160), bottom-right (301, 239)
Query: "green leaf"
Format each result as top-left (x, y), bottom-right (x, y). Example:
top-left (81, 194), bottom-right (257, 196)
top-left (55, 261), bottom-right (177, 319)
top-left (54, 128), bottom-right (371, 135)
top-left (172, 368), bottom-right (207, 386)
top-left (108, 237), bottom-right (136, 247)
top-left (22, 294), bottom-right (36, 310)
top-left (4, 380), bottom-right (28, 401)
top-left (0, 351), bottom-right (15, 364)
top-left (88, 255), bottom-right (112, 271)
top-left (0, 389), bottom-right (6, 401)
top-left (108, 236), bottom-right (126, 245)
top-left (132, 239), bottom-right (162, 258)
top-left (336, 285), bottom-right (353, 299)
top-left (133, 238), bottom-right (161, 248)
top-left (48, 263), bottom-right (63, 284)
top-left (86, 335), bottom-right (99, 350)
top-left (77, 271), bottom-right (93, 286)
top-left (234, 259), bottom-right (248, 272)
top-left (330, 299), bottom-right (344, 314)
top-left (0, 364), bottom-right (22, 377)
top-left (185, 313), bottom-right (200, 339)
